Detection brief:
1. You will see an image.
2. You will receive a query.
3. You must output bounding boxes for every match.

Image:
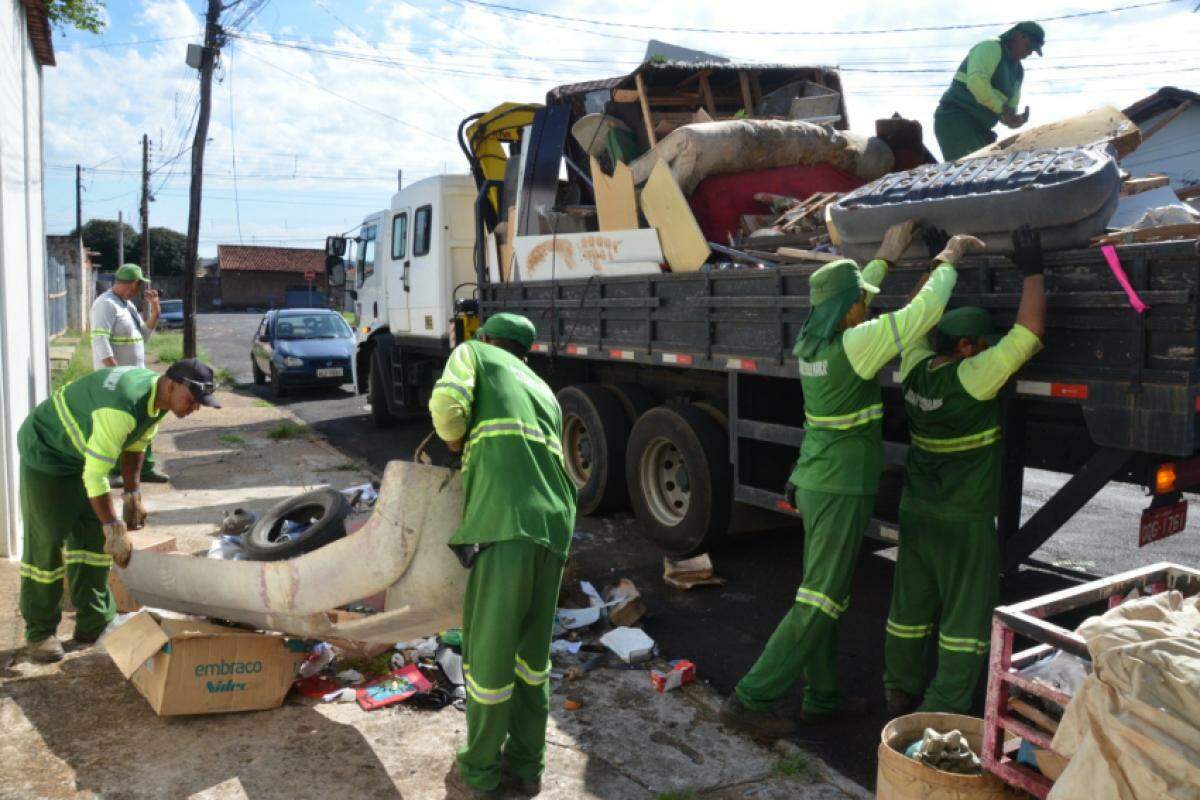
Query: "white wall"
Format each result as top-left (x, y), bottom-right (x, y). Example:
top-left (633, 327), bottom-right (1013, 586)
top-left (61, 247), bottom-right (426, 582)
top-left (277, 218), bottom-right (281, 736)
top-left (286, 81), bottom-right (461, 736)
top-left (1122, 105), bottom-right (1200, 188)
top-left (0, 0), bottom-right (52, 558)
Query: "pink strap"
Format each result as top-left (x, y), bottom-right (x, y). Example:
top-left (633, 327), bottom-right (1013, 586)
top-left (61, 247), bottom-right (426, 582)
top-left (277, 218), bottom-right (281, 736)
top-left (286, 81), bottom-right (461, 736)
top-left (1100, 245), bottom-right (1149, 314)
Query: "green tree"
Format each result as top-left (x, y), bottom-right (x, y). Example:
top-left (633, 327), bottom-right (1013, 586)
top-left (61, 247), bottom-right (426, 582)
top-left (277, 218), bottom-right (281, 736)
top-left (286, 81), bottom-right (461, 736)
top-left (147, 226), bottom-right (190, 276)
top-left (78, 218), bottom-right (139, 271)
top-left (45, 0), bottom-right (107, 34)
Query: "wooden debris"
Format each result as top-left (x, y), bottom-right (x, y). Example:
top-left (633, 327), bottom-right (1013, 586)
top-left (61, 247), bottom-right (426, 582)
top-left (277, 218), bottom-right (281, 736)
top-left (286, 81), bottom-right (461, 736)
top-left (966, 105), bottom-right (1142, 160)
top-left (499, 206), bottom-right (516, 282)
top-left (634, 72), bottom-right (657, 147)
top-left (774, 247), bottom-right (842, 263)
top-left (1177, 184), bottom-right (1200, 202)
top-left (1141, 99), bottom-right (1193, 142)
top-left (1092, 223), bottom-right (1200, 246)
top-left (640, 159), bottom-right (710, 271)
top-left (590, 156), bottom-right (639, 232)
top-left (663, 553), bottom-right (725, 590)
top-left (1008, 696), bottom-right (1060, 734)
top-left (604, 579), bottom-right (646, 627)
top-left (771, 192), bottom-right (841, 233)
top-left (1121, 175), bottom-right (1170, 196)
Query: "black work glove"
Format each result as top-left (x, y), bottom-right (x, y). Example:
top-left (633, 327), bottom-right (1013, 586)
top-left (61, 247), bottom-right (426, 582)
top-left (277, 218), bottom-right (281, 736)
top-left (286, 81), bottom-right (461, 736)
top-left (783, 482), bottom-right (797, 510)
top-left (922, 226), bottom-right (950, 262)
top-left (1011, 225), bottom-right (1044, 277)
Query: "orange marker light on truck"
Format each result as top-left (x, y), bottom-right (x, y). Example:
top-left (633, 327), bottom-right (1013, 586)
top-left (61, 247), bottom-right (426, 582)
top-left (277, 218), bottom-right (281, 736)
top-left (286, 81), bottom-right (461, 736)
top-left (1156, 462), bottom-right (1177, 495)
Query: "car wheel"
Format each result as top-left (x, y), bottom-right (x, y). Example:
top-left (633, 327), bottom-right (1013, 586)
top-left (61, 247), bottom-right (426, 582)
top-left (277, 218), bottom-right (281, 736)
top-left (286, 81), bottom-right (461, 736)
top-left (270, 365), bottom-right (288, 398)
top-left (251, 358), bottom-right (266, 386)
top-left (241, 488), bottom-right (353, 560)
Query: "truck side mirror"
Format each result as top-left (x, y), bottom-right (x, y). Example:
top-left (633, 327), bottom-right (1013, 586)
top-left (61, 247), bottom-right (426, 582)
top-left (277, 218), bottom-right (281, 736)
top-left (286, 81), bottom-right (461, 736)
top-left (325, 254), bottom-right (346, 288)
top-left (325, 236), bottom-right (347, 257)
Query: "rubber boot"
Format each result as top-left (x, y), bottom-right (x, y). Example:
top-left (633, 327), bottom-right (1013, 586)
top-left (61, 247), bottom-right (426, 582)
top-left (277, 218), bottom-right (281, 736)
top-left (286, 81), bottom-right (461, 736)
top-left (720, 694), bottom-right (797, 740)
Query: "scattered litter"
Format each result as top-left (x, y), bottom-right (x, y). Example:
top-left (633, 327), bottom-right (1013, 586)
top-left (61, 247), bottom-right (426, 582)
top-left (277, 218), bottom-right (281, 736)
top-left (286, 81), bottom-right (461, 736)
top-left (566, 654), bottom-right (604, 682)
top-left (605, 579), bottom-right (646, 627)
top-left (550, 640), bottom-right (583, 657)
top-left (555, 605), bottom-right (602, 633)
top-left (356, 665), bottom-right (433, 711)
top-left (298, 642), bottom-right (336, 679)
top-left (294, 675), bottom-right (341, 699)
top-left (439, 628), bottom-right (463, 648)
top-left (277, 519), bottom-right (311, 544)
top-left (219, 508), bottom-right (257, 537)
top-left (1017, 650), bottom-right (1091, 697)
top-left (564, 695), bottom-right (584, 711)
top-left (904, 728), bottom-right (982, 775)
top-left (335, 669), bottom-right (364, 685)
top-left (206, 534), bottom-right (245, 560)
top-left (342, 482), bottom-right (379, 509)
top-left (600, 626), bottom-right (656, 664)
top-left (436, 647), bottom-right (464, 686)
top-left (650, 660), bottom-right (696, 693)
top-left (321, 687), bottom-right (358, 703)
top-left (663, 554), bottom-right (725, 590)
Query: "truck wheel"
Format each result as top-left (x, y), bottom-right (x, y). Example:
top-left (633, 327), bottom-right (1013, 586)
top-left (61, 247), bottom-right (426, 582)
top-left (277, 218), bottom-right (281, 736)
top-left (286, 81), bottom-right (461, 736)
top-left (603, 382), bottom-right (658, 425)
top-left (558, 384), bottom-right (630, 515)
top-left (251, 358), bottom-right (266, 386)
top-left (627, 403), bottom-right (732, 556)
top-left (369, 352), bottom-right (398, 428)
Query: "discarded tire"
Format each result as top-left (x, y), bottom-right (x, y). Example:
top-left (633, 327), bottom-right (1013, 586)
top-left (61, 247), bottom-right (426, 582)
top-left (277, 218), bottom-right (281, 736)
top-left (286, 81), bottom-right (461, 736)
top-left (627, 403), bottom-right (732, 556)
top-left (558, 384), bottom-right (631, 515)
top-left (241, 487), bottom-right (353, 561)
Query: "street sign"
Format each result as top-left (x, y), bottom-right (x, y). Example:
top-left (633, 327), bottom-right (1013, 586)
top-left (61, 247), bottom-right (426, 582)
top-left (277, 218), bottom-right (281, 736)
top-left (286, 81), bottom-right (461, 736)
top-left (1139, 500), bottom-right (1187, 547)
top-left (305, 269), bottom-right (316, 282)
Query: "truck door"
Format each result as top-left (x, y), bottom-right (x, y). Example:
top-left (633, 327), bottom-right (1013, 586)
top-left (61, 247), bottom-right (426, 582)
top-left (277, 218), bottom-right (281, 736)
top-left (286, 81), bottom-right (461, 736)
top-left (388, 208), bottom-right (412, 333)
top-left (355, 221), bottom-right (384, 331)
top-left (409, 203), bottom-right (440, 336)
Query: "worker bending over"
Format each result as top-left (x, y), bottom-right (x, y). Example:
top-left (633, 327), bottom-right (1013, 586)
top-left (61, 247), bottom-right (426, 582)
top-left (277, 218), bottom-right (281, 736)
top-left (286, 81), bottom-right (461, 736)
top-left (884, 226), bottom-right (1046, 714)
top-left (430, 313), bottom-right (577, 799)
top-left (18, 360), bottom-right (220, 663)
top-left (935, 21), bottom-right (1044, 161)
top-left (722, 221), bottom-right (985, 739)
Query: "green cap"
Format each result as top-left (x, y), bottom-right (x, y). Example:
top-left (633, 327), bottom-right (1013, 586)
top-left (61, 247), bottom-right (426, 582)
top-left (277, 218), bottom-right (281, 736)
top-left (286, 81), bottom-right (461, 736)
top-left (478, 312), bottom-right (536, 350)
top-left (808, 259), bottom-right (879, 307)
top-left (937, 307), bottom-right (1001, 344)
top-left (114, 263), bottom-right (147, 283)
top-left (1010, 21), bottom-right (1044, 55)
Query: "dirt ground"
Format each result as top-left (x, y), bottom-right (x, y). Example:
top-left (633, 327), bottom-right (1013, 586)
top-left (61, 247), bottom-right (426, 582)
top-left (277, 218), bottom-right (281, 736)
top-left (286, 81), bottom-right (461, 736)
top-left (0, 388), bottom-right (870, 800)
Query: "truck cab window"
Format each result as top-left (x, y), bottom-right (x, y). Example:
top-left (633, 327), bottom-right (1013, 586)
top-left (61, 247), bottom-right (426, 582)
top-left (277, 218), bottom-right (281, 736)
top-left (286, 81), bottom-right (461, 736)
top-left (358, 225), bottom-right (377, 287)
top-left (392, 213), bottom-right (408, 260)
top-left (414, 206), bottom-right (432, 257)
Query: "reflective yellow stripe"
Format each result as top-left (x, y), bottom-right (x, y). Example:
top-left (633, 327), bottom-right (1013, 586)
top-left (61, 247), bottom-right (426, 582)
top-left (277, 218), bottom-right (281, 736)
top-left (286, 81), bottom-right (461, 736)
top-left (911, 426), bottom-right (1001, 454)
top-left (938, 633), bottom-right (988, 654)
top-left (109, 336), bottom-right (143, 345)
top-left (63, 549), bottom-right (113, 568)
top-left (52, 390), bottom-right (88, 458)
top-left (886, 620), bottom-right (933, 640)
top-left (804, 403), bottom-right (884, 431)
top-left (462, 417), bottom-right (564, 469)
top-left (514, 654), bottom-right (550, 686)
top-left (795, 588), bottom-right (848, 620)
top-left (463, 664), bottom-right (514, 705)
top-left (20, 563), bottom-right (66, 583)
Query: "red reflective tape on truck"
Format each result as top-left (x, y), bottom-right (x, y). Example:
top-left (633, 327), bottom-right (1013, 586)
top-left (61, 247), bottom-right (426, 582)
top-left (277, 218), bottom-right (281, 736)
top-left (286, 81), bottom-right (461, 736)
top-left (1195, 396), bottom-right (1200, 412)
top-left (1016, 381), bottom-right (1088, 400)
top-left (661, 352), bottom-right (693, 366)
top-left (530, 343), bottom-right (548, 353)
top-left (725, 358), bottom-right (758, 372)
top-left (610, 349), bottom-right (635, 361)
top-left (566, 345), bottom-right (588, 356)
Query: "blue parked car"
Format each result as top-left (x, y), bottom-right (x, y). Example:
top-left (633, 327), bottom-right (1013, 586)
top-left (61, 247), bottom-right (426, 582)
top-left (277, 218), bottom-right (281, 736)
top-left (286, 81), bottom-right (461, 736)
top-left (251, 309), bottom-right (355, 397)
top-left (158, 299), bottom-right (184, 329)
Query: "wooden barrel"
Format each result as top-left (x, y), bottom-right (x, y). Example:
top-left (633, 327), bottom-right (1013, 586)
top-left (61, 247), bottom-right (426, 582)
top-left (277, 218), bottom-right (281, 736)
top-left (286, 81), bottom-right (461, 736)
top-left (877, 713), bottom-right (1018, 800)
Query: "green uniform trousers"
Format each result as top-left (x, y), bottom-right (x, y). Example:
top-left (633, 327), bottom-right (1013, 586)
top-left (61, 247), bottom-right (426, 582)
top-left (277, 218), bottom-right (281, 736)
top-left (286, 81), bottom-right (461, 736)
top-left (883, 511), bottom-right (998, 713)
top-left (735, 488), bottom-right (872, 715)
top-left (17, 464), bottom-right (115, 643)
top-left (457, 540), bottom-right (565, 792)
top-left (933, 106), bottom-right (997, 161)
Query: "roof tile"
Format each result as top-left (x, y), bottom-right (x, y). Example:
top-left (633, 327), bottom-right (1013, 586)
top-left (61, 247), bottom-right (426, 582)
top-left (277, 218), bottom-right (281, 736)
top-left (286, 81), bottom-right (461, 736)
top-left (217, 245), bottom-right (325, 274)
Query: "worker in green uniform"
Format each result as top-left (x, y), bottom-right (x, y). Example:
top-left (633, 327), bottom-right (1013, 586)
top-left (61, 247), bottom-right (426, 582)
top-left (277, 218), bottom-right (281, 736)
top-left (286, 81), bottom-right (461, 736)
top-left (884, 226), bottom-right (1046, 715)
top-left (18, 360), bottom-right (221, 663)
top-left (430, 313), bottom-right (577, 799)
top-left (721, 222), bottom-right (986, 739)
top-left (935, 21), bottom-right (1045, 161)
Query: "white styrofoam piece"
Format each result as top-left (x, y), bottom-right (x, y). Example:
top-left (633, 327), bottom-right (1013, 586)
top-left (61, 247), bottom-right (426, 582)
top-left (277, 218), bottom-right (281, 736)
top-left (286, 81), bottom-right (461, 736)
top-left (510, 229), bottom-right (664, 281)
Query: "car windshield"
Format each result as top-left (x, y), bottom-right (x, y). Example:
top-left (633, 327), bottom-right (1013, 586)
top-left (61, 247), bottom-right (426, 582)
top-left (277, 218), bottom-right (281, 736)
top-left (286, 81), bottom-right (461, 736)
top-left (275, 313), bottom-right (352, 340)
top-left (161, 300), bottom-right (182, 312)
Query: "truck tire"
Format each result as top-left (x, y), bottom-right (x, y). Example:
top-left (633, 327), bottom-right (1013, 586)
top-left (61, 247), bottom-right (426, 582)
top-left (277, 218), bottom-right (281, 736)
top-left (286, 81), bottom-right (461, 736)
top-left (558, 384), bottom-right (630, 515)
top-left (603, 382), bottom-right (658, 426)
top-left (369, 351), bottom-right (398, 428)
top-left (241, 487), bottom-right (353, 561)
top-left (627, 403), bottom-right (732, 556)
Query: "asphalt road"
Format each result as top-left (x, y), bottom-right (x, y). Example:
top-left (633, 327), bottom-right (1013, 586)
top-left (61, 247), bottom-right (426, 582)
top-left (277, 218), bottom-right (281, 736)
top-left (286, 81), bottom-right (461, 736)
top-left (199, 311), bottom-right (1199, 790)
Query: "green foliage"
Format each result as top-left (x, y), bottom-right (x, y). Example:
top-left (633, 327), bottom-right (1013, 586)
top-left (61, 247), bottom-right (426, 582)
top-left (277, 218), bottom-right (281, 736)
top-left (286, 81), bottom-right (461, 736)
top-left (145, 332), bottom-right (208, 366)
top-left (322, 462), bottom-right (361, 472)
top-left (219, 434), bottom-right (244, 445)
top-left (252, 399), bottom-right (274, 408)
top-left (79, 219), bottom-right (139, 271)
top-left (147, 226), bottom-right (190, 276)
top-left (655, 791), bottom-right (697, 800)
top-left (51, 331), bottom-right (93, 392)
top-left (214, 367), bottom-right (236, 386)
top-left (267, 422), bottom-right (309, 440)
top-left (45, 0), bottom-right (106, 34)
top-left (774, 751), bottom-right (819, 781)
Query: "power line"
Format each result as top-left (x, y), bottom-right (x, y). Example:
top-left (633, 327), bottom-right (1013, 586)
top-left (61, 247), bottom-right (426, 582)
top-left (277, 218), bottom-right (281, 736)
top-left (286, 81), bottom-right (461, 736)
top-left (63, 35), bottom-right (198, 51)
top-left (453, 0), bottom-right (1183, 36)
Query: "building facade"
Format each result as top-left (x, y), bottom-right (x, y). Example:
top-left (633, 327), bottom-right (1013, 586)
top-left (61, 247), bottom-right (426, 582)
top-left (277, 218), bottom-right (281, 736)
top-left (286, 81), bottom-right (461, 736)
top-left (217, 245), bottom-right (328, 309)
top-left (1123, 87), bottom-right (1200, 190)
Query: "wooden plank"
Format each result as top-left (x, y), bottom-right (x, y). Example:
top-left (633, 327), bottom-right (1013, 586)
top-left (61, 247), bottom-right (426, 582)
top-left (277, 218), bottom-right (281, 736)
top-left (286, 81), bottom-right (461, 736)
top-left (1007, 697), bottom-right (1061, 734)
top-left (673, 68), bottom-right (710, 93)
top-left (738, 71), bottom-right (754, 116)
top-left (1141, 99), bottom-right (1193, 142)
top-left (699, 73), bottom-right (716, 116)
top-left (1120, 175), bottom-right (1170, 196)
top-left (500, 206), bottom-right (516, 282)
top-left (634, 72), bottom-right (657, 147)
top-left (613, 89), bottom-right (639, 103)
top-left (1177, 184), bottom-right (1200, 201)
top-left (591, 156), bottom-right (639, 232)
top-left (640, 159), bottom-right (710, 272)
top-left (966, 105), bottom-right (1143, 161)
top-left (774, 247), bottom-right (842, 263)
top-left (1092, 223), bottom-right (1200, 246)
top-left (511, 229), bottom-right (664, 281)
top-left (750, 71), bottom-right (763, 109)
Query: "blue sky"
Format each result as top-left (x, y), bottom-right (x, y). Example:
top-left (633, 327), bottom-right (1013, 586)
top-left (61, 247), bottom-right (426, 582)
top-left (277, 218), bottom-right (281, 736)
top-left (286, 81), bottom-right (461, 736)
top-left (42, 0), bottom-right (1200, 257)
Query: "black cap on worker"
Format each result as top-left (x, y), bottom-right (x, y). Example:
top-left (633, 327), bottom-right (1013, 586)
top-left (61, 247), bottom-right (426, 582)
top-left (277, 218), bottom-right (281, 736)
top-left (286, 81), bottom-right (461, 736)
top-left (165, 358), bottom-right (222, 407)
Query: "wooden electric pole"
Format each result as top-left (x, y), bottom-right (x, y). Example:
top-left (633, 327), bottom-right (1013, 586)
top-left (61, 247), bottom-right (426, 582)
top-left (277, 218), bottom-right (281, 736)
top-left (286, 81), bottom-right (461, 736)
top-left (182, 0), bottom-right (223, 359)
top-left (140, 134), bottom-right (151, 274)
top-left (74, 164), bottom-right (82, 246)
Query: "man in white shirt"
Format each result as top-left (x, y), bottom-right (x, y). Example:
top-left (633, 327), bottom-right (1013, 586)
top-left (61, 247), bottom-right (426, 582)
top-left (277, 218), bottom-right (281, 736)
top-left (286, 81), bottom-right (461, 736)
top-left (90, 263), bottom-right (168, 483)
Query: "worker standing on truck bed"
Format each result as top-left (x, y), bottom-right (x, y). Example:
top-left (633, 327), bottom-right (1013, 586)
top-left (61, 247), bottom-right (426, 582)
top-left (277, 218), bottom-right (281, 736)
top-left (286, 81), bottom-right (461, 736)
top-left (884, 226), bottom-right (1047, 715)
top-left (934, 21), bottom-right (1044, 161)
top-left (429, 313), bottom-right (577, 799)
top-left (17, 360), bottom-right (220, 663)
top-left (721, 221), bottom-right (985, 739)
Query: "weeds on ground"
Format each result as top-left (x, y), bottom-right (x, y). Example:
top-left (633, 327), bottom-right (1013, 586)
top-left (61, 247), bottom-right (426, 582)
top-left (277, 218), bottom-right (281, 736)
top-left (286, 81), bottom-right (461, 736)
top-left (51, 331), bottom-right (93, 391)
top-left (214, 367), bottom-right (236, 387)
top-left (252, 399), bottom-right (274, 408)
top-left (266, 421), bottom-right (309, 440)
top-left (146, 332), bottom-right (209, 365)
top-left (219, 434), bottom-right (245, 445)
top-left (655, 791), bottom-right (697, 800)
top-left (774, 751), bottom-right (820, 782)
top-left (322, 462), bottom-right (360, 472)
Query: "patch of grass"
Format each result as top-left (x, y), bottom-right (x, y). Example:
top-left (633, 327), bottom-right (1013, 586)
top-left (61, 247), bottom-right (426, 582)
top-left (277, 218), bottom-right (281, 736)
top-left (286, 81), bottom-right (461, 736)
top-left (774, 751), bottom-right (820, 782)
top-left (655, 791), bottom-right (697, 800)
top-left (146, 331), bottom-right (209, 366)
top-left (266, 421), bottom-right (309, 440)
top-left (51, 331), bottom-right (94, 391)
top-left (214, 367), bottom-right (236, 387)
top-left (252, 399), bottom-right (274, 408)
top-left (219, 434), bottom-right (245, 445)
top-left (322, 462), bottom-right (360, 472)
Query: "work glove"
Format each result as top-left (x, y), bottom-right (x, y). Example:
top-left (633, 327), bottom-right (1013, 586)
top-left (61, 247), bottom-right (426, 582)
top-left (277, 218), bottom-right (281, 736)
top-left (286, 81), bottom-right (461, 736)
top-left (783, 481), bottom-right (797, 511)
top-left (122, 490), bottom-right (148, 530)
top-left (1010, 225), bottom-right (1044, 277)
top-left (922, 226), bottom-right (950, 262)
top-left (933, 234), bottom-right (987, 266)
top-left (874, 219), bottom-right (918, 264)
top-left (102, 520), bottom-right (133, 568)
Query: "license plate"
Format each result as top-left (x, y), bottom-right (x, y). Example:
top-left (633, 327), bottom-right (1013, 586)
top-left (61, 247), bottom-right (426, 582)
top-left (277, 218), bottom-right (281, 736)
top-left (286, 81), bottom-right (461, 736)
top-left (1139, 500), bottom-right (1187, 547)
top-left (316, 367), bottom-right (344, 378)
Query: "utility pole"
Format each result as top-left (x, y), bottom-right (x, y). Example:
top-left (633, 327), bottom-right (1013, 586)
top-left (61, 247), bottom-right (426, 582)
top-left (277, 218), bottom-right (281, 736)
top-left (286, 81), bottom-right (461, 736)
top-left (140, 134), bottom-right (151, 275)
top-left (117, 211), bottom-right (124, 266)
top-left (75, 164), bottom-right (82, 246)
top-left (182, 0), bottom-right (224, 359)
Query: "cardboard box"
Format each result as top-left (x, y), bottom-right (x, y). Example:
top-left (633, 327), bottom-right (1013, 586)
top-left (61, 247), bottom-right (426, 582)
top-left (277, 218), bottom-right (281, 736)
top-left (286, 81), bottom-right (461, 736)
top-left (102, 611), bottom-right (305, 716)
top-left (64, 530), bottom-right (177, 613)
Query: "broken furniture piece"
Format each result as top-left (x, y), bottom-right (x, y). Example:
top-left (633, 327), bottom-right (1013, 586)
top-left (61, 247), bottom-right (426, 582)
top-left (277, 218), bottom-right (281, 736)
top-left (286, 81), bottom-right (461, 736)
top-left (964, 105), bottom-right (1142, 161)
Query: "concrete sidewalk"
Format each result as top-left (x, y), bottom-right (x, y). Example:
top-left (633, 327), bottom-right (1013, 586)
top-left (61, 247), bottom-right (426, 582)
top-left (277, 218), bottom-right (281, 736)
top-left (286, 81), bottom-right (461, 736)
top-left (0, 388), bottom-right (870, 800)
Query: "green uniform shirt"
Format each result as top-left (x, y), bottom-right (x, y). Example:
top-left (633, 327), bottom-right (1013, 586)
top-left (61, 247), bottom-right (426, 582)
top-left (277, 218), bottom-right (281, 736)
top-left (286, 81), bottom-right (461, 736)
top-left (429, 340), bottom-right (576, 558)
top-left (940, 39), bottom-right (1023, 130)
top-left (18, 367), bottom-right (166, 498)
top-left (791, 262), bottom-right (958, 495)
top-left (899, 324), bottom-right (1042, 521)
